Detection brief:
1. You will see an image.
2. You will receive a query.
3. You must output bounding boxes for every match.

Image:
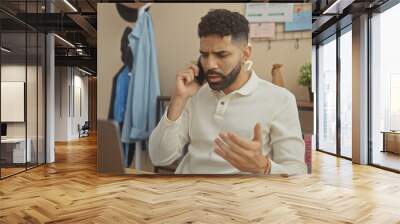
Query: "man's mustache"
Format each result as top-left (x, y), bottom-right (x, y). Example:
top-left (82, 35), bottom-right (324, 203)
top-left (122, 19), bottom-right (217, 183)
top-left (206, 70), bottom-right (225, 78)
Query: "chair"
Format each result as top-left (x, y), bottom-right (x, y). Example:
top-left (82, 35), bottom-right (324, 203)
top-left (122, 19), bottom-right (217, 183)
top-left (303, 134), bottom-right (312, 174)
top-left (78, 121), bottom-right (90, 138)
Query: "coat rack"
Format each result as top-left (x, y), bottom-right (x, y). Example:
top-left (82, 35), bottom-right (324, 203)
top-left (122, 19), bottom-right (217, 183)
top-left (134, 2), bottom-right (153, 171)
top-left (118, 2), bottom-right (152, 171)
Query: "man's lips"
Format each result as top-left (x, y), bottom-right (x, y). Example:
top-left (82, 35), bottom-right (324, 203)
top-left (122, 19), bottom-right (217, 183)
top-left (207, 74), bottom-right (223, 82)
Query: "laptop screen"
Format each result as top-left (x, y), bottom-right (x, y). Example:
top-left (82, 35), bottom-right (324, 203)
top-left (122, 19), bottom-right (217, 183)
top-left (1, 123), bottom-right (7, 137)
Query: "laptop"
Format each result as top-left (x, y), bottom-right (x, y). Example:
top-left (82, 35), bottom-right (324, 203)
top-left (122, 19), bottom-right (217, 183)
top-left (97, 119), bottom-right (128, 174)
top-left (1, 123), bottom-right (7, 140)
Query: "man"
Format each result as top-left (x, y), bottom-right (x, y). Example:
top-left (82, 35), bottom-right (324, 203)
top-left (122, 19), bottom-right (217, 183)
top-left (149, 9), bottom-right (307, 175)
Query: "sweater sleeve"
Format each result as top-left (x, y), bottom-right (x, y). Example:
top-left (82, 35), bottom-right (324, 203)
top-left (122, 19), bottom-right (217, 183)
top-left (148, 99), bottom-right (191, 166)
top-left (268, 92), bottom-right (307, 175)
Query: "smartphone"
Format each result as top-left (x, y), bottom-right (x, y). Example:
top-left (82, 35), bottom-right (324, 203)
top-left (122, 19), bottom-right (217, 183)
top-left (195, 57), bottom-right (206, 85)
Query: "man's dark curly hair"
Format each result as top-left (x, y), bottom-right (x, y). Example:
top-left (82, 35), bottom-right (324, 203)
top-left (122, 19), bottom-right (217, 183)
top-left (198, 9), bottom-right (249, 44)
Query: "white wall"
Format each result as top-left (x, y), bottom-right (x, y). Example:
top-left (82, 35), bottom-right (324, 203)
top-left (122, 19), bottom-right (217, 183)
top-left (55, 67), bottom-right (89, 141)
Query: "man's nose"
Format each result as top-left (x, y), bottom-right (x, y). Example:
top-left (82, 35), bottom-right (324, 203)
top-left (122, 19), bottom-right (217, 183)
top-left (203, 57), bottom-right (218, 71)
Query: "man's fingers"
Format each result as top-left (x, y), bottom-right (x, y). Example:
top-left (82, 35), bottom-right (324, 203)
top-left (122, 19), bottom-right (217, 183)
top-left (219, 133), bottom-right (252, 159)
top-left (214, 137), bottom-right (229, 152)
top-left (214, 146), bottom-right (226, 157)
top-left (185, 69), bottom-right (195, 81)
top-left (214, 137), bottom-right (247, 165)
top-left (178, 70), bottom-right (194, 84)
top-left (188, 64), bottom-right (199, 77)
top-left (214, 146), bottom-right (241, 170)
top-left (252, 123), bottom-right (263, 143)
top-left (227, 132), bottom-right (255, 150)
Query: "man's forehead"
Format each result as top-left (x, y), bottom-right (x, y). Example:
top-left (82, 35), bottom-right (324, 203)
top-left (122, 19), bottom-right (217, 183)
top-left (199, 35), bottom-right (237, 52)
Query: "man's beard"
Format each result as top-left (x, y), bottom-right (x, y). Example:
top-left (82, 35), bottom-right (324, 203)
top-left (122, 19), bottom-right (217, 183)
top-left (206, 62), bottom-right (242, 91)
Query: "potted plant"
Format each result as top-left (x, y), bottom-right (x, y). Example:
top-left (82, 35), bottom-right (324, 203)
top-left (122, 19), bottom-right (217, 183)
top-left (298, 62), bottom-right (312, 102)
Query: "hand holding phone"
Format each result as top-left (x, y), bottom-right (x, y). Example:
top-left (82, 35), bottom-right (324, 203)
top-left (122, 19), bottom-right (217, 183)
top-left (174, 60), bottom-right (202, 99)
top-left (168, 59), bottom-right (203, 121)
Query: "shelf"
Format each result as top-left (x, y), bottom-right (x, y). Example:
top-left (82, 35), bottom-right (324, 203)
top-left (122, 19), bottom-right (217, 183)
top-left (297, 100), bottom-right (313, 111)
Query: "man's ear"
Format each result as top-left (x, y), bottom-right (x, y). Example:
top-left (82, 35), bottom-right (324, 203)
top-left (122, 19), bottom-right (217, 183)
top-left (243, 43), bottom-right (252, 61)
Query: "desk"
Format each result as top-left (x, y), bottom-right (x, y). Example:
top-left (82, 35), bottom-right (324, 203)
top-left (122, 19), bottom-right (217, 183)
top-left (381, 131), bottom-right (400, 154)
top-left (1, 138), bottom-right (32, 164)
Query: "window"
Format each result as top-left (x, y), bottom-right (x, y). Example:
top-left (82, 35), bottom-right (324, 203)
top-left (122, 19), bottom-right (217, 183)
top-left (390, 74), bottom-right (400, 131)
top-left (370, 2), bottom-right (400, 171)
top-left (317, 36), bottom-right (337, 155)
top-left (339, 28), bottom-right (352, 158)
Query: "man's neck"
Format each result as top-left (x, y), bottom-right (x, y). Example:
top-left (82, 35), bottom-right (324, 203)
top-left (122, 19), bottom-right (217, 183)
top-left (222, 70), bottom-right (251, 95)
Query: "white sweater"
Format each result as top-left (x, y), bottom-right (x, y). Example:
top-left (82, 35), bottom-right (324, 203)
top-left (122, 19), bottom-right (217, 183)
top-left (149, 71), bottom-right (307, 175)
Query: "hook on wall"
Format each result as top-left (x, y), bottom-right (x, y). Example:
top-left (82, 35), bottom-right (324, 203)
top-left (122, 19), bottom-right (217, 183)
top-left (295, 38), bottom-right (299, 50)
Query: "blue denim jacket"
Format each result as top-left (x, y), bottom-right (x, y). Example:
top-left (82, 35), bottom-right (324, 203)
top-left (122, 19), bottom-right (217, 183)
top-left (121, 11), bottom-right (161, 143)
top-left (113, 66), bottom-right (130, 123)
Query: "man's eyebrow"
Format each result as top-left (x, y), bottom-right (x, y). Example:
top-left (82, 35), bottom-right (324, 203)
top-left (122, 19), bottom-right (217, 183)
top-left (199, 50), bottom-right (230, 54)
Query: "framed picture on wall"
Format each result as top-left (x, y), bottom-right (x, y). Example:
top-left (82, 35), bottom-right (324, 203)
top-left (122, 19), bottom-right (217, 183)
top-left (1, 81), bottom-right (25, 122)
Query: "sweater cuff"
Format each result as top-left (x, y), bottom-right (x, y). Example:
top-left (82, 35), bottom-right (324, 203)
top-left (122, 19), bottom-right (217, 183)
top-left (268, 158), bottom-right (282, 175)
top-left (159, 108), bottom-right (183, 128)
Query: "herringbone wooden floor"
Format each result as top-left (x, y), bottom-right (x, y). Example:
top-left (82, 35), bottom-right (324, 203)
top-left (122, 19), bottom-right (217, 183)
top-left (1, 134), bottom-right (400, 223)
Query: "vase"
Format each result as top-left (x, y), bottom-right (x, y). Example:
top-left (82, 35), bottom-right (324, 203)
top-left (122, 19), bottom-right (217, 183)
top-left (308, 87), bottom-right (313, 102)
top-left (271, 64), bottom-right (284, 88)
